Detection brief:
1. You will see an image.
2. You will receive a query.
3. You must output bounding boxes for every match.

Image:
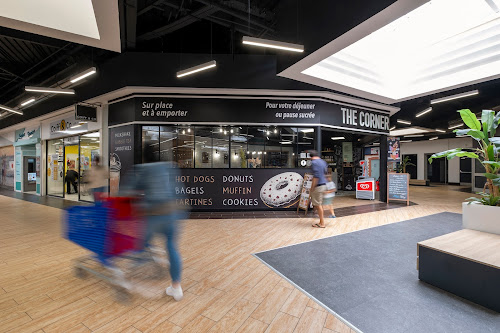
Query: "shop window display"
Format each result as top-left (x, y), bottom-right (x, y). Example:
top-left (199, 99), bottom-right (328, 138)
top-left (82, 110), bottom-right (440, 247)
top-left (141, 125), bottom-right (314, 169)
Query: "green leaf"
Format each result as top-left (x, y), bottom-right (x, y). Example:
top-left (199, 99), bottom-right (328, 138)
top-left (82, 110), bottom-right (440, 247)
top-left (493, 111), bottom-right (500, 130)
top-left (454, 128), bottom-right (484, 141)
top-left (482, 110), bottom-right (495, 137)
top-left (486, 145), bottom-right (495, 162)
top-left (493, 177), bottom-right (500, 186)
top-left (458, 109), bottom-right (481, 131)
top-left (466, 197), bottom-right (482, 204)
top-left (484, 161), bottom-right (500, 168)
top-left (485, 173), bottom-right (499, 180)
top-left (455, 152), bottom-right (479, 159)
top-left (428, 148), bottom-right (462, 164)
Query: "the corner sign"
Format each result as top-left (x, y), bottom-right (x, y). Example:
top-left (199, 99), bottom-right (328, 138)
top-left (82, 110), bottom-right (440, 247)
top-left (75, 104), bottom-right (97, 122)
top-left (341, 107), bottom-right (390, 131)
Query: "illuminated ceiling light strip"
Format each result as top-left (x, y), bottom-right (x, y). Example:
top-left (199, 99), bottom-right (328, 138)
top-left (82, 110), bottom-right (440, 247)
top-left (0, 104), bottom-right (23, 115)
top-left (484, 0), bottom-right (500, 13)
top-left (280, 141), bottom-right (293, 144)
top-left (400, 140), bottom-right (413, 143)
top-left (448, 123), bottom-right (464, 129)
top-left (20, 98), bottom-right (35, 106)
top-left (176, 60), bottom-right (216, 78)
top-left (404, 134), bottom-right (424, 137)
top-left (415, 107), bottom-right (432, 117)
top-left (397, 119), bottom-right (412, 125)
top-left (435, 129), bottom-right (446, 133)
top-left (242, 36), bottom-right (304, 53)
top-left (430, 90), bottom-right (479, 104)
top-left (390, 126), bottom-right (396, 131)
top-left (70, 67), bottom-right (97, 83)
top-left (429, 136), bottom-right (439, 140)
top-left (25, 86), bottom-right (75, 94)
top-left (300, 129), bottom-right (314, 133)
top-left (331, 136), bottom-right (345, 140)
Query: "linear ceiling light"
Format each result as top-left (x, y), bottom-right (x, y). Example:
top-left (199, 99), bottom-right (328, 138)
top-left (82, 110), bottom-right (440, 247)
top-left (20, 98), bottom-right (35, 106)
top-left (416, 107), bottom-right (432, 117)
top-left (400, 140), bottom-right (413, 143)
top-left (301, 0), bottom-right (499, 103)
top-left (70, 67), bottom-right (97, 83)
top-left (397, 119), bottom-right (412, 125)
top-left (404, 134), bottom-right (424, 137)
top-left (390, 126), bottom-right (396, 131)
top-left (430, 90), bottom-right (479, 104)
top-left (435, 128), bottom-right (446, 133)
top-left (448, 123), bottom-right (464, 129)
top-left (429, 136), bottom-right (439, 140)
top-left (0, 104), bottom-right (23, 115)
top-left (242, 36), bottom-right (304, 53)
top-left (300, 129), bottom-right (314, 133)
top-left (176, 60), bottom-right (216, 78)
top-left (25, 86), bottom-right (75, 94)
top-left (331, 136), bottom-right (345, 140)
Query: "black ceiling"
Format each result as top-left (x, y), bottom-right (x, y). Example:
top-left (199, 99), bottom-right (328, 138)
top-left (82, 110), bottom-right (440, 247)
top-left (0, 0), bottom-right (500, 137)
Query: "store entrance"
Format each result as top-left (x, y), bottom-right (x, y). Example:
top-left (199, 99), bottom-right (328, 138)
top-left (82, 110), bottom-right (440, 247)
top-left (321, 128), bottom-right (379, 195)
top-left (46, 132), bottom-right (101, 202)
top-left (23, 156), bottom-right (36, 193)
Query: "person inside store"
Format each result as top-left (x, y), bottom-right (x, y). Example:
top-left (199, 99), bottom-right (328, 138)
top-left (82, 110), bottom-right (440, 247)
top-left (121, 142), bottom-right (188, 301)
top-left (323, 173), bottom-right (337, 218)
top-left (309, 150), bottom-right (328, 228)
top-left (65, 167), bottom-right (79, 194)
top-left (86, 155), bottom-right (109, 202)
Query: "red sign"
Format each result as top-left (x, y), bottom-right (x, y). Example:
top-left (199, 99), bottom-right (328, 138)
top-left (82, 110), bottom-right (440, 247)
top-left (357, 181), bottom-right (373, 191)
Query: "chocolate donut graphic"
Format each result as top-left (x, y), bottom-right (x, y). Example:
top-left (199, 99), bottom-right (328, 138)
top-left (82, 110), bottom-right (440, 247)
top-left (260, 172), bottom-right (304, 207)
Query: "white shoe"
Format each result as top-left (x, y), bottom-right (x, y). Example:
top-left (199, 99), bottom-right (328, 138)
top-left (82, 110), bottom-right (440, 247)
top-left (166, 285), bottom-right (183, 301)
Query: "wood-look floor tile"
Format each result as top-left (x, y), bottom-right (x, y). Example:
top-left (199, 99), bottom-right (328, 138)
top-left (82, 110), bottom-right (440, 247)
top-left (178, 314), bottom-right (216, 333)
top-left (207, 299), bottom-right (259, 333)
top-left (134, 292), bottom-right (197, 332)
top-left (235, 317), bottom-right (269, 333)
top-left (307, 299), bottom-right (326, 312)
top-left (93, 306), bottom-right (151, 333)
top-left (251, 285), bottom-right (293, 324)
top-left (168, 288), bottom-right (223, 327)
top-left (281, 289), bottom-right (310, 318)
top-left (149, 320), bottom-right (182, 333)
top-left (202, 285), bottom-right (251, 321)
top-left (243, 272), bottom-right (281, 304)
top-left (264, 311), bottom-right (299, 333)
top-left (293, 307), bottom-right (328, 333)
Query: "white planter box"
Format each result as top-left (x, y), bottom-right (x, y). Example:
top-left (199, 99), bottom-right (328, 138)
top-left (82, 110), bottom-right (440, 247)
top-left (462, 202), bottom-right (500, 235)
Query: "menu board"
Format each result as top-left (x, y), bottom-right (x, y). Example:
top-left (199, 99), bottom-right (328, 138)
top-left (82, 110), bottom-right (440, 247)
top-left (297, 173), bottom-right (314, 214)
top-left (387, 172), bottom-right (409, 205)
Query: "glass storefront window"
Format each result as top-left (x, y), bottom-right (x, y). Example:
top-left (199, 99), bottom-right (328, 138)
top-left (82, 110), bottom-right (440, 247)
top-left (195, 126), bottom-right (213, 168)
top-left (47, 138), bottom-right (64, 197)
top-left (142, 126), bottom-right (160, 162)
top-left (298, 128), bottom-right (315, 168)
top-left (247, 127), bottom-right (266, 168)
top-left (230, 127), bottom-right (247, 168)
top-left (213, 127), bottom-right (229, 168)
top-left (176, 126), bottom-right (194, 168)
top-left (141, 125), bottom-right (315, 169)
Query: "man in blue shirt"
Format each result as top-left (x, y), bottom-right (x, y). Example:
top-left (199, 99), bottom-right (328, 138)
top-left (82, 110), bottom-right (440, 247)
top-left (309, 150), bottom-right (328, 228)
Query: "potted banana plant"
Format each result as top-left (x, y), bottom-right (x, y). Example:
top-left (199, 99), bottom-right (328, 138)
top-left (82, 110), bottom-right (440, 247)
top-left (429, 109), bottom-right (500, 235)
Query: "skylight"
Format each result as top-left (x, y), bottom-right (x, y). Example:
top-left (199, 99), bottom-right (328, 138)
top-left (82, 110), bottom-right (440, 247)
top-left (0, 0), bottom-right (100, 39)
top-left (301, 0), bottom-right (500, 102)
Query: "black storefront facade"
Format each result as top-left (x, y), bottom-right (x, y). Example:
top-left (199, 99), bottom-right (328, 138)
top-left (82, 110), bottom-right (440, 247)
top-left (108, 92), bottom-right (391, 211)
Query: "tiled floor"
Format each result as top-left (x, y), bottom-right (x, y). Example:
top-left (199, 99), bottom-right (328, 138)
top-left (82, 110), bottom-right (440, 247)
top-left (0, 185), bottom-right (474, 333)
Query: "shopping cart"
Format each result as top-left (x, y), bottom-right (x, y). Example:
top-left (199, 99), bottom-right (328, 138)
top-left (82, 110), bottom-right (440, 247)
top-left (64, 197), bottom-right (167, 301)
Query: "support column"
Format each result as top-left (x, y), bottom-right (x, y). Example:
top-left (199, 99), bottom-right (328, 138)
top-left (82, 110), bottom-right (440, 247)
top-left (379, 135), bottom-right (388, 203)
top-left (315, 126), bottom-right (322, 153)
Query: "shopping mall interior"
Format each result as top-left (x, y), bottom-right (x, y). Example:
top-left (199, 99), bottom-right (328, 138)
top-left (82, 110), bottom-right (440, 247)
top-left (0, 1), bottom-right (499, 332)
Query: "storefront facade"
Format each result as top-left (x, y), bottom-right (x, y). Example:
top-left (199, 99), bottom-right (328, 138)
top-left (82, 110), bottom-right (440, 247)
top-left (109, 94), bottom-right (391, 211)
top-left (42, 110), bottom-right (103, 202)
top-left (13, 126), bottom-right (41, 194)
